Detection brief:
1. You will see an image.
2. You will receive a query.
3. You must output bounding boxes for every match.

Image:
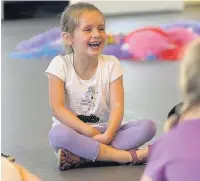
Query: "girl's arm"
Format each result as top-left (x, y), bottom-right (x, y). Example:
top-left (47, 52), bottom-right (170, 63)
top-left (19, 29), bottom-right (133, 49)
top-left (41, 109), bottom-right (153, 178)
top-left (104, 75), bottom-right (124, 140)
top-left (47, 73), bottom-right (100, 137)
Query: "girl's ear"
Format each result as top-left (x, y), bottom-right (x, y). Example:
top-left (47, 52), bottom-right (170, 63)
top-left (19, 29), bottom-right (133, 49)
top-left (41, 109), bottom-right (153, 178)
top-left (62, 32), bottom-right (73, 46)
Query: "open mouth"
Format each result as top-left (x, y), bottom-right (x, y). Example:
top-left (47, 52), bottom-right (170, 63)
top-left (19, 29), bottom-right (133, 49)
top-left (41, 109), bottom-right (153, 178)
top-left (88, 42), bottom-right (101, 48)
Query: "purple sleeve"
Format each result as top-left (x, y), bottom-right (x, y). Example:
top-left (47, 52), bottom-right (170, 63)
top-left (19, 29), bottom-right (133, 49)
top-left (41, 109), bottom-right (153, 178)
top-left (143, 140), bottom-right (166, 181)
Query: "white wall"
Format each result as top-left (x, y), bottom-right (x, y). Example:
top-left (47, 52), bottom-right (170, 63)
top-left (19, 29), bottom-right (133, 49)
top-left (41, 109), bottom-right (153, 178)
top-left (70, 0), bottom-right (184, 15)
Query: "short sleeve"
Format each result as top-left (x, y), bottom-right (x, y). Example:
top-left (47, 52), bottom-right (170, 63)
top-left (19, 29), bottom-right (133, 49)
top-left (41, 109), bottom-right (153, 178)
top-left (110, 56), bottom-right (124, 82)
top-left (142, 139), bottom-right (166, 181)
top-left (45, 55), bottom-right (67, 82)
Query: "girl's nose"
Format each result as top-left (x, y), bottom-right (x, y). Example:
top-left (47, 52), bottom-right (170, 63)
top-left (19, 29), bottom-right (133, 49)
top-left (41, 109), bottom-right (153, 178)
top-left (92, 29), bottom-right (100, 38)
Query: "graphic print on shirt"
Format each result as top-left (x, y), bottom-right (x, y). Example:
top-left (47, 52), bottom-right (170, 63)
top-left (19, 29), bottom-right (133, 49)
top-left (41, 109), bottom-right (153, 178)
top-left (76, 86), bottom-right (97, 115)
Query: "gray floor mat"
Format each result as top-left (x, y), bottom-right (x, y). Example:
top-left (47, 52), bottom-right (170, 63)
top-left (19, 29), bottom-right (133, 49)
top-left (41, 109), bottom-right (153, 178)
top-left (1, 7), bottom-right (200, 181)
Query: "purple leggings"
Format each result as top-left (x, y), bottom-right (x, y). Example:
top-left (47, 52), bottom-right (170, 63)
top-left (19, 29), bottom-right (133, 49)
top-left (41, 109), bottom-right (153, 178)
top-left (48, 120), bottom-right (156, 161)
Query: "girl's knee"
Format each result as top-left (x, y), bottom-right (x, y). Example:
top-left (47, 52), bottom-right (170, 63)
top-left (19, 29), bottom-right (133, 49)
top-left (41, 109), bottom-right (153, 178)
top-left (48, 124), bottom-right (75, 150)
top-left (140, 120), bottom-right (156, 139)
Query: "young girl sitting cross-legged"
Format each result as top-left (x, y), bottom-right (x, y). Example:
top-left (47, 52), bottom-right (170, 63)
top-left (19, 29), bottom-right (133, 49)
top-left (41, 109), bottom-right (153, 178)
top-left (45, 2), bottom-right (156, 171)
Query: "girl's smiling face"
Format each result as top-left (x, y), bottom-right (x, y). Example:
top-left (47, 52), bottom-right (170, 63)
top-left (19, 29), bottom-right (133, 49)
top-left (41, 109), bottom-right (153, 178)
top-left (70, 10), bottom-right (107, 57)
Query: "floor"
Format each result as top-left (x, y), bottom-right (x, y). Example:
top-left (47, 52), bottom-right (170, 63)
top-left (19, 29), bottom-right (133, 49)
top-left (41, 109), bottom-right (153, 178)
top-left (1, 6), bottom-right (200, 181)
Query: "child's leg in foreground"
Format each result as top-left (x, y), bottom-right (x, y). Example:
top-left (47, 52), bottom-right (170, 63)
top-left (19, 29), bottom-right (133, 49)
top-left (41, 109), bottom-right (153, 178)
top-left (1, 157), bottom-right (41, 181)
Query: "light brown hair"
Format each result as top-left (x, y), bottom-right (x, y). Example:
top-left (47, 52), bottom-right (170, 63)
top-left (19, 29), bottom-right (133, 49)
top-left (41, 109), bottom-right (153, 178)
top-left (60, 2), bottom-right (105, 53)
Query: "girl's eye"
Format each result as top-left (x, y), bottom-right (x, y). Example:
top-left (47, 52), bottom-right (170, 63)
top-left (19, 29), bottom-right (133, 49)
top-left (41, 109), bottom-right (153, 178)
top-left (84, 28), bottom-right (91, 32)
top-left (99, 28), bottom-right (105, 31)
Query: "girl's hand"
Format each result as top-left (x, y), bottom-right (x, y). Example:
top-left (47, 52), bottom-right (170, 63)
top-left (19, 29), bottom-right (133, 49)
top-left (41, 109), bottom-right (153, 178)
top-left (91, 128), bottom-right (101, 137)
top-left (92, 133), bottom-right (113, 145)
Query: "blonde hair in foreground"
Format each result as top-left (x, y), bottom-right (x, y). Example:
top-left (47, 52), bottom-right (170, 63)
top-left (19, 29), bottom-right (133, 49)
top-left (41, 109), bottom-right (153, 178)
top-left (164, 38), bottom-right (200, 131)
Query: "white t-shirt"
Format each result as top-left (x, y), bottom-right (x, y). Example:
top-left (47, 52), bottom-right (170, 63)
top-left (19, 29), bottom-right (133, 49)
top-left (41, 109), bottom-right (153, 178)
top-left (45, 53), bottom-right (124, 127)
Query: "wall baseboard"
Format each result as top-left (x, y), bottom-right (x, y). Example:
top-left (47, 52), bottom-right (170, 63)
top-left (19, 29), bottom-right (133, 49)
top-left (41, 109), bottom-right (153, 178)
top-left (184, 1), bottom-right (200, 7)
